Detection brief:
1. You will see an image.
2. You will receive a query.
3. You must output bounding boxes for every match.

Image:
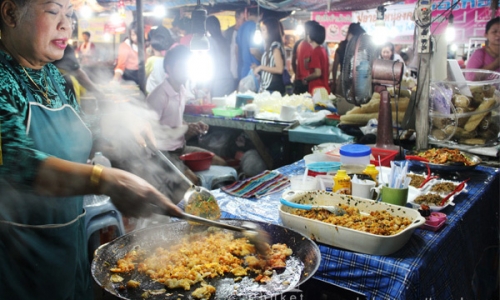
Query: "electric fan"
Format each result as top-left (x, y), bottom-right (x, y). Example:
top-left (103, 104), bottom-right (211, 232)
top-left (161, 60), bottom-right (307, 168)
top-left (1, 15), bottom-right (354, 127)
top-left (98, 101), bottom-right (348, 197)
top-left (341, 34), bottom-right (405, 149)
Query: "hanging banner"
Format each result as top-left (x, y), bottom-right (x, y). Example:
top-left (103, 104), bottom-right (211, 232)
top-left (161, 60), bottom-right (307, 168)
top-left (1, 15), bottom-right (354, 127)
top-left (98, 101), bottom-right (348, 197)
top-left (312, 11), bottom-right (353, 42)
top-left (352, 5), bottom-right (417, 44)
top-left (404, 0), bottom-right (499, 43)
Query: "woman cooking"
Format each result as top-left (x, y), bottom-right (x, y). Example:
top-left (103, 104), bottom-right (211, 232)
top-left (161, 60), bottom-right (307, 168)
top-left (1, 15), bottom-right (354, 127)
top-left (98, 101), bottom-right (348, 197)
top-left (0, 0), bottom-right (183, 299)
top-left (466, 17), bottom-right (500, 72)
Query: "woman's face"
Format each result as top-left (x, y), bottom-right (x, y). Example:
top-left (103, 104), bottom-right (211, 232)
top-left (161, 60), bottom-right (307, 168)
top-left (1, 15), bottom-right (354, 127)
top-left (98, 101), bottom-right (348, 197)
top-left (9, 0), bottom-right (73, 67)
top-left (485, 22), bottom-right (500, 47)
top-left (130, 29), bottom-right (138, 44)
top-left (381, 47), bottom-right (392, 60)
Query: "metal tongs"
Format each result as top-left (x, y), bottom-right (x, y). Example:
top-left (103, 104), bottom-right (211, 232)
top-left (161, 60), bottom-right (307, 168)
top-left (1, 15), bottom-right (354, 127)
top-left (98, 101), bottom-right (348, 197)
top-left (145, 139), bottom-right (270, 255)
top-left (439, 178), bottom-right (470, 206)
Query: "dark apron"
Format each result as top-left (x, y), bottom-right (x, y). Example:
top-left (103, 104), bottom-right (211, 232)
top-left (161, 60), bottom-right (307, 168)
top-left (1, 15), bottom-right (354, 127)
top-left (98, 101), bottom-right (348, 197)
top-left (0, 57), bottom-right (93, 299)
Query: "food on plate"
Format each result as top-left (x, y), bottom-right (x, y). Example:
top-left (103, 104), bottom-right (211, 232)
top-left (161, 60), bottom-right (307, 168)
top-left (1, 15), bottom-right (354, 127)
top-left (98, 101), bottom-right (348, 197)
top-left (290, 203), bottom-right (413, 236)
top-left (430, 182), bottom-right (457, 194)
top-left (415, 148), bottom-right (475, 165)
top-left (407, 174), bottom-right (426, 188)
top-left (110, 231), bottom-right (292, 295)
top-left (185, 193), bottom-right (221, 220)
top-left (414, 193), bottom-right (444, 206)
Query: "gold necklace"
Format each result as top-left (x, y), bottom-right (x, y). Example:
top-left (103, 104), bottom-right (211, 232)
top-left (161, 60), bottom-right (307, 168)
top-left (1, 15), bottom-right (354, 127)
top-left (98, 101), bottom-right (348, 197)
top-left (21, 66), bottom-right (51, 104)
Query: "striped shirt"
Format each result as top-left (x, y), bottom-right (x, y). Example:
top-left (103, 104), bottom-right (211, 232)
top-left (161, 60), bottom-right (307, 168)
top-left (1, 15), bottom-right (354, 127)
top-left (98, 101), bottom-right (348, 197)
top-left (260, 41), bottom-right (285, 93)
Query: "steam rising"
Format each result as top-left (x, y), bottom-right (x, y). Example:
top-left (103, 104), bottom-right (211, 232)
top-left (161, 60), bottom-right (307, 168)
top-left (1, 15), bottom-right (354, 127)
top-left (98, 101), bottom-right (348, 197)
top-left (90, 87), bottom-right (190, 206)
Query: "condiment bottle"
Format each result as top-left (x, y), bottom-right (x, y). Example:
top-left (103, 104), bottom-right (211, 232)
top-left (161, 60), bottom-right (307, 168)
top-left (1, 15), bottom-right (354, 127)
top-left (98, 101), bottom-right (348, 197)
top-left (333, 170), bottom-right (351, 195)
top-left (363, 164), bottom-right (379, 184)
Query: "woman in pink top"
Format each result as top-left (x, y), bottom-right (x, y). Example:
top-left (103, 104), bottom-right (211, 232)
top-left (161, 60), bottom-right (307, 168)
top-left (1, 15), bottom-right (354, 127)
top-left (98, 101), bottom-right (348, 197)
top-left (113, 22), bottom-right (140, 85)
top-left (466, 17), bottom-right (500, 73)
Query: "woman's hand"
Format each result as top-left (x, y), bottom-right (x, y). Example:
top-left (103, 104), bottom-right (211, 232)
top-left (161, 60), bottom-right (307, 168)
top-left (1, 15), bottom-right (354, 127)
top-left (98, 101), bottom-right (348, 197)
top-left (253, 65), bottom-right (262, 76)
top-left (99, 167), bottom-right (184, 218)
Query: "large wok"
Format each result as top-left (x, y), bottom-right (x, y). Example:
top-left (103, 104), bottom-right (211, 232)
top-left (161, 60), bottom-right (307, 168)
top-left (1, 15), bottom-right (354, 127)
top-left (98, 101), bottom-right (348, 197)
top-left (91, 219), bottom-right (321, 300)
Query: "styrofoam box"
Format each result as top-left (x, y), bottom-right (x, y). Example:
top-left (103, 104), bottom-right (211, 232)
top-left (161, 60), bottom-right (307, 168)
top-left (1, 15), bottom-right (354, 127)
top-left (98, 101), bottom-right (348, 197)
top-left (280, 190), bottom-right (425, 255)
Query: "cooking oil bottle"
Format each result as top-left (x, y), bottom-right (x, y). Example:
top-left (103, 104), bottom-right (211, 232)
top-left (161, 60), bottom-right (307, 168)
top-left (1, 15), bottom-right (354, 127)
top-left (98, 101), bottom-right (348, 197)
top-left (363, 164), bottom-right (379, 184)
top-left (333, 170), bottom-right (351, 195)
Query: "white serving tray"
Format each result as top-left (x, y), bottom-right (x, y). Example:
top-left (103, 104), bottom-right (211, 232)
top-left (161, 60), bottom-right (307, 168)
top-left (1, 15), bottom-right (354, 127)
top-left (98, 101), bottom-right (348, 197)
top-left (279, 190), bottom-right (425, 255)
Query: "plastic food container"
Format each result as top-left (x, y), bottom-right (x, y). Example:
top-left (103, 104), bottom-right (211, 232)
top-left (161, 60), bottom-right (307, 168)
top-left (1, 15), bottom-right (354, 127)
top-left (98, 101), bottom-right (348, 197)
top-left (429, 69), bottom-right (500, 148)
top-left (212, 108), bottom-right (243, 117)
top-left (289, 175), bottom-right (317, 191)
top-left (235, 95), bottom-right (254, 108)
top-left (179, 152), bottom-right (214, 171)
top-left (339, 144), bottom-right (371, 166)
top-left (280, 190), bottom-right (426, 255)
top-left (370, 148), bottom-right (398, 167)
top-left (184, 104), bottom-right (216, 115)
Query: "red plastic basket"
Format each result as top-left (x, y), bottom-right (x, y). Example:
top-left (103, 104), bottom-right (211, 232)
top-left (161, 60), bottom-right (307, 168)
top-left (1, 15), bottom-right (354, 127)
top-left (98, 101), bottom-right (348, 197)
top-left (179, 152), bottom-right (214, 171)
top-left (370, 148), bottom-right (398, 167)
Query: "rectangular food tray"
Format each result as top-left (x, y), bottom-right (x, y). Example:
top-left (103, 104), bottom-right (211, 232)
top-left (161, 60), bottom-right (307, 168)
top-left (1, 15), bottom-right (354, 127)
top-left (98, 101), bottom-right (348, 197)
top-left (212, 108), bottom-right (243, 117)
top-left (279, 190), bottom-right (425, 255)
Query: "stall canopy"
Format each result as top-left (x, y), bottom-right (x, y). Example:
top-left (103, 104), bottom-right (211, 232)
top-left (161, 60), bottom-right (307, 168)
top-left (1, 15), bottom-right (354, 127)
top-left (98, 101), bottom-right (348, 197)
top-left (94, 0), bottom-right (396, 12)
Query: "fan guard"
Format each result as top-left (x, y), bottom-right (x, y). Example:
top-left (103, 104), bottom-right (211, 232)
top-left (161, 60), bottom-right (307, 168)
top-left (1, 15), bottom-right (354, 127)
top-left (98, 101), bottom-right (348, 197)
top-left (341, 34), bottom-right (376, 106)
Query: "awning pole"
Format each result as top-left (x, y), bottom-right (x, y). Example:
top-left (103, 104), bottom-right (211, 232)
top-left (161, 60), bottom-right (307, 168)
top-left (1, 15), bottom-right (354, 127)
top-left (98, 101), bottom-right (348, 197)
top-left (136, 0), bottom-right (146, 93)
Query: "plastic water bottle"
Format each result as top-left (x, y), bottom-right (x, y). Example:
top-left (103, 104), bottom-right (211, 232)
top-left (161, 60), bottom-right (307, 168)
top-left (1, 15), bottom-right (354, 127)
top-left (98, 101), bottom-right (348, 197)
top-left (84, 152), bottom-right (112, 207)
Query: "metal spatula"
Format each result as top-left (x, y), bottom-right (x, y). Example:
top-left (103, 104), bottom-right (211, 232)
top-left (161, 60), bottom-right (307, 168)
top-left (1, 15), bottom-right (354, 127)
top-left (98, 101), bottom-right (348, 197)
top-left (280, 198), bottom-right (346, 216)
top-left (145, 138), bottom-right (221, 220)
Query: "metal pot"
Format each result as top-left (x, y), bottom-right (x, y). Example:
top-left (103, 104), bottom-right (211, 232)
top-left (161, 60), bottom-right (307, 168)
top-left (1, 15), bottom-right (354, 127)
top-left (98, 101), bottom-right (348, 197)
top-left (91, 219), bottom-right (321, 299)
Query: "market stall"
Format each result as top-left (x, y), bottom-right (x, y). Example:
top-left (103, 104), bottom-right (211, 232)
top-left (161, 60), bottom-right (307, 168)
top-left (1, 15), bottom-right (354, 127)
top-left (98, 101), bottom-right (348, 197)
top-left (208, 159), bottom-right (499, 300)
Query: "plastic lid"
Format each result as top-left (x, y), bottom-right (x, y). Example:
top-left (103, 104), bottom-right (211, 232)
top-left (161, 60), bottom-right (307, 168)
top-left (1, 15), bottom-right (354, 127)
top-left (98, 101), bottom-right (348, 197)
top-left (339, 144), bottom-right (371, 157)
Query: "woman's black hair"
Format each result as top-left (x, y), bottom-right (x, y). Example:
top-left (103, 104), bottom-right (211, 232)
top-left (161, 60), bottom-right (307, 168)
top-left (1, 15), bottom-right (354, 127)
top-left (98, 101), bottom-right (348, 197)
top-left (309, 24), bottom-right (326, 45)
top-left (163, 45), bottom-right (190, 73)
top-left (346, 22), bottom-right (365, 40)
top-left (128, 21), bottom-right (137, 42)
top-left (485, 17), bottom-right (500, 33)
top-left (261, 17), bottom-right (283, 50)
top-left (82, 31), bottom-right (91, 38)
top-left (206, 16), bottom-right (225, 44)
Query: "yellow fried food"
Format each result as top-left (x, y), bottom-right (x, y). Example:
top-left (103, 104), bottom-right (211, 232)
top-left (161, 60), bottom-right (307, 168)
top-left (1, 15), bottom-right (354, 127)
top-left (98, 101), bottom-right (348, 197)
top-left (291, 204), bottom-right (413, 236)
top-left (110, 231), bottom-right (293, 295)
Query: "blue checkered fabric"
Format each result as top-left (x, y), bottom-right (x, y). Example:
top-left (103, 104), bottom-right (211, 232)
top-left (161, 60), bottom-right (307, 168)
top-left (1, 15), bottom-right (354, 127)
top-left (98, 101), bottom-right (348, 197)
top-left (218, 160), bottom-right (499, 299)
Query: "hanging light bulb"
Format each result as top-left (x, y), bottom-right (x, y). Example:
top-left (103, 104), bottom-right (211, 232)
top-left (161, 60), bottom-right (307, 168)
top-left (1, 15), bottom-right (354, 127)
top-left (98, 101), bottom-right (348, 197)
top-left (253, 0), bottom-right (262, 44)
top-left (372, 6), bottom-right (388, 45)
top-left (295, 21), bottom-right (304, 36)
top-left (253, 27), bottom-right (263, 44)
top-left (80, 2), bottom-right (92, 19)
top-left (446, 13), bottom-right (455, 42)
top-left (153, 5), bottom-right (166, 18)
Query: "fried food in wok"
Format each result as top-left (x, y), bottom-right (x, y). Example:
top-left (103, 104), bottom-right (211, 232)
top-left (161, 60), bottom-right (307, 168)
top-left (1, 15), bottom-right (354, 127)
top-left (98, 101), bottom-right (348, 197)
top-left (110, 230), bottom-right (292, 298)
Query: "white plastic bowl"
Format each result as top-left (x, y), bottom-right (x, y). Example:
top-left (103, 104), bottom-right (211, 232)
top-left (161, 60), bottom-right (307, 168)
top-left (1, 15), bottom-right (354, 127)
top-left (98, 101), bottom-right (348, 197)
top-left (304, 153), bottom-right (340, 165)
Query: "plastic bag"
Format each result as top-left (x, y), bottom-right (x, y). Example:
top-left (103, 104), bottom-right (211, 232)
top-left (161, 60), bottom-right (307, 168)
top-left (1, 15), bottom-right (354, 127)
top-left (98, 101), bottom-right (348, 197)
top-left (238, 70), bottom-right (259, 93)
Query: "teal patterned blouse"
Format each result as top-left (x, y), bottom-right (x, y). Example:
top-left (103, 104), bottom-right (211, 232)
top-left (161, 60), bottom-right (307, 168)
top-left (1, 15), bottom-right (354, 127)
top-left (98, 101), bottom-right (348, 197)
top-left (0, 50), bottom-right (83, 190)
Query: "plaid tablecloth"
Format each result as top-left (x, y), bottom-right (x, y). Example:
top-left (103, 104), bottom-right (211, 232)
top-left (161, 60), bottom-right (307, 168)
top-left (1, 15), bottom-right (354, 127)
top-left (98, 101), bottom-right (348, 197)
top-left (213, 160), bottom-right (500, 300)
